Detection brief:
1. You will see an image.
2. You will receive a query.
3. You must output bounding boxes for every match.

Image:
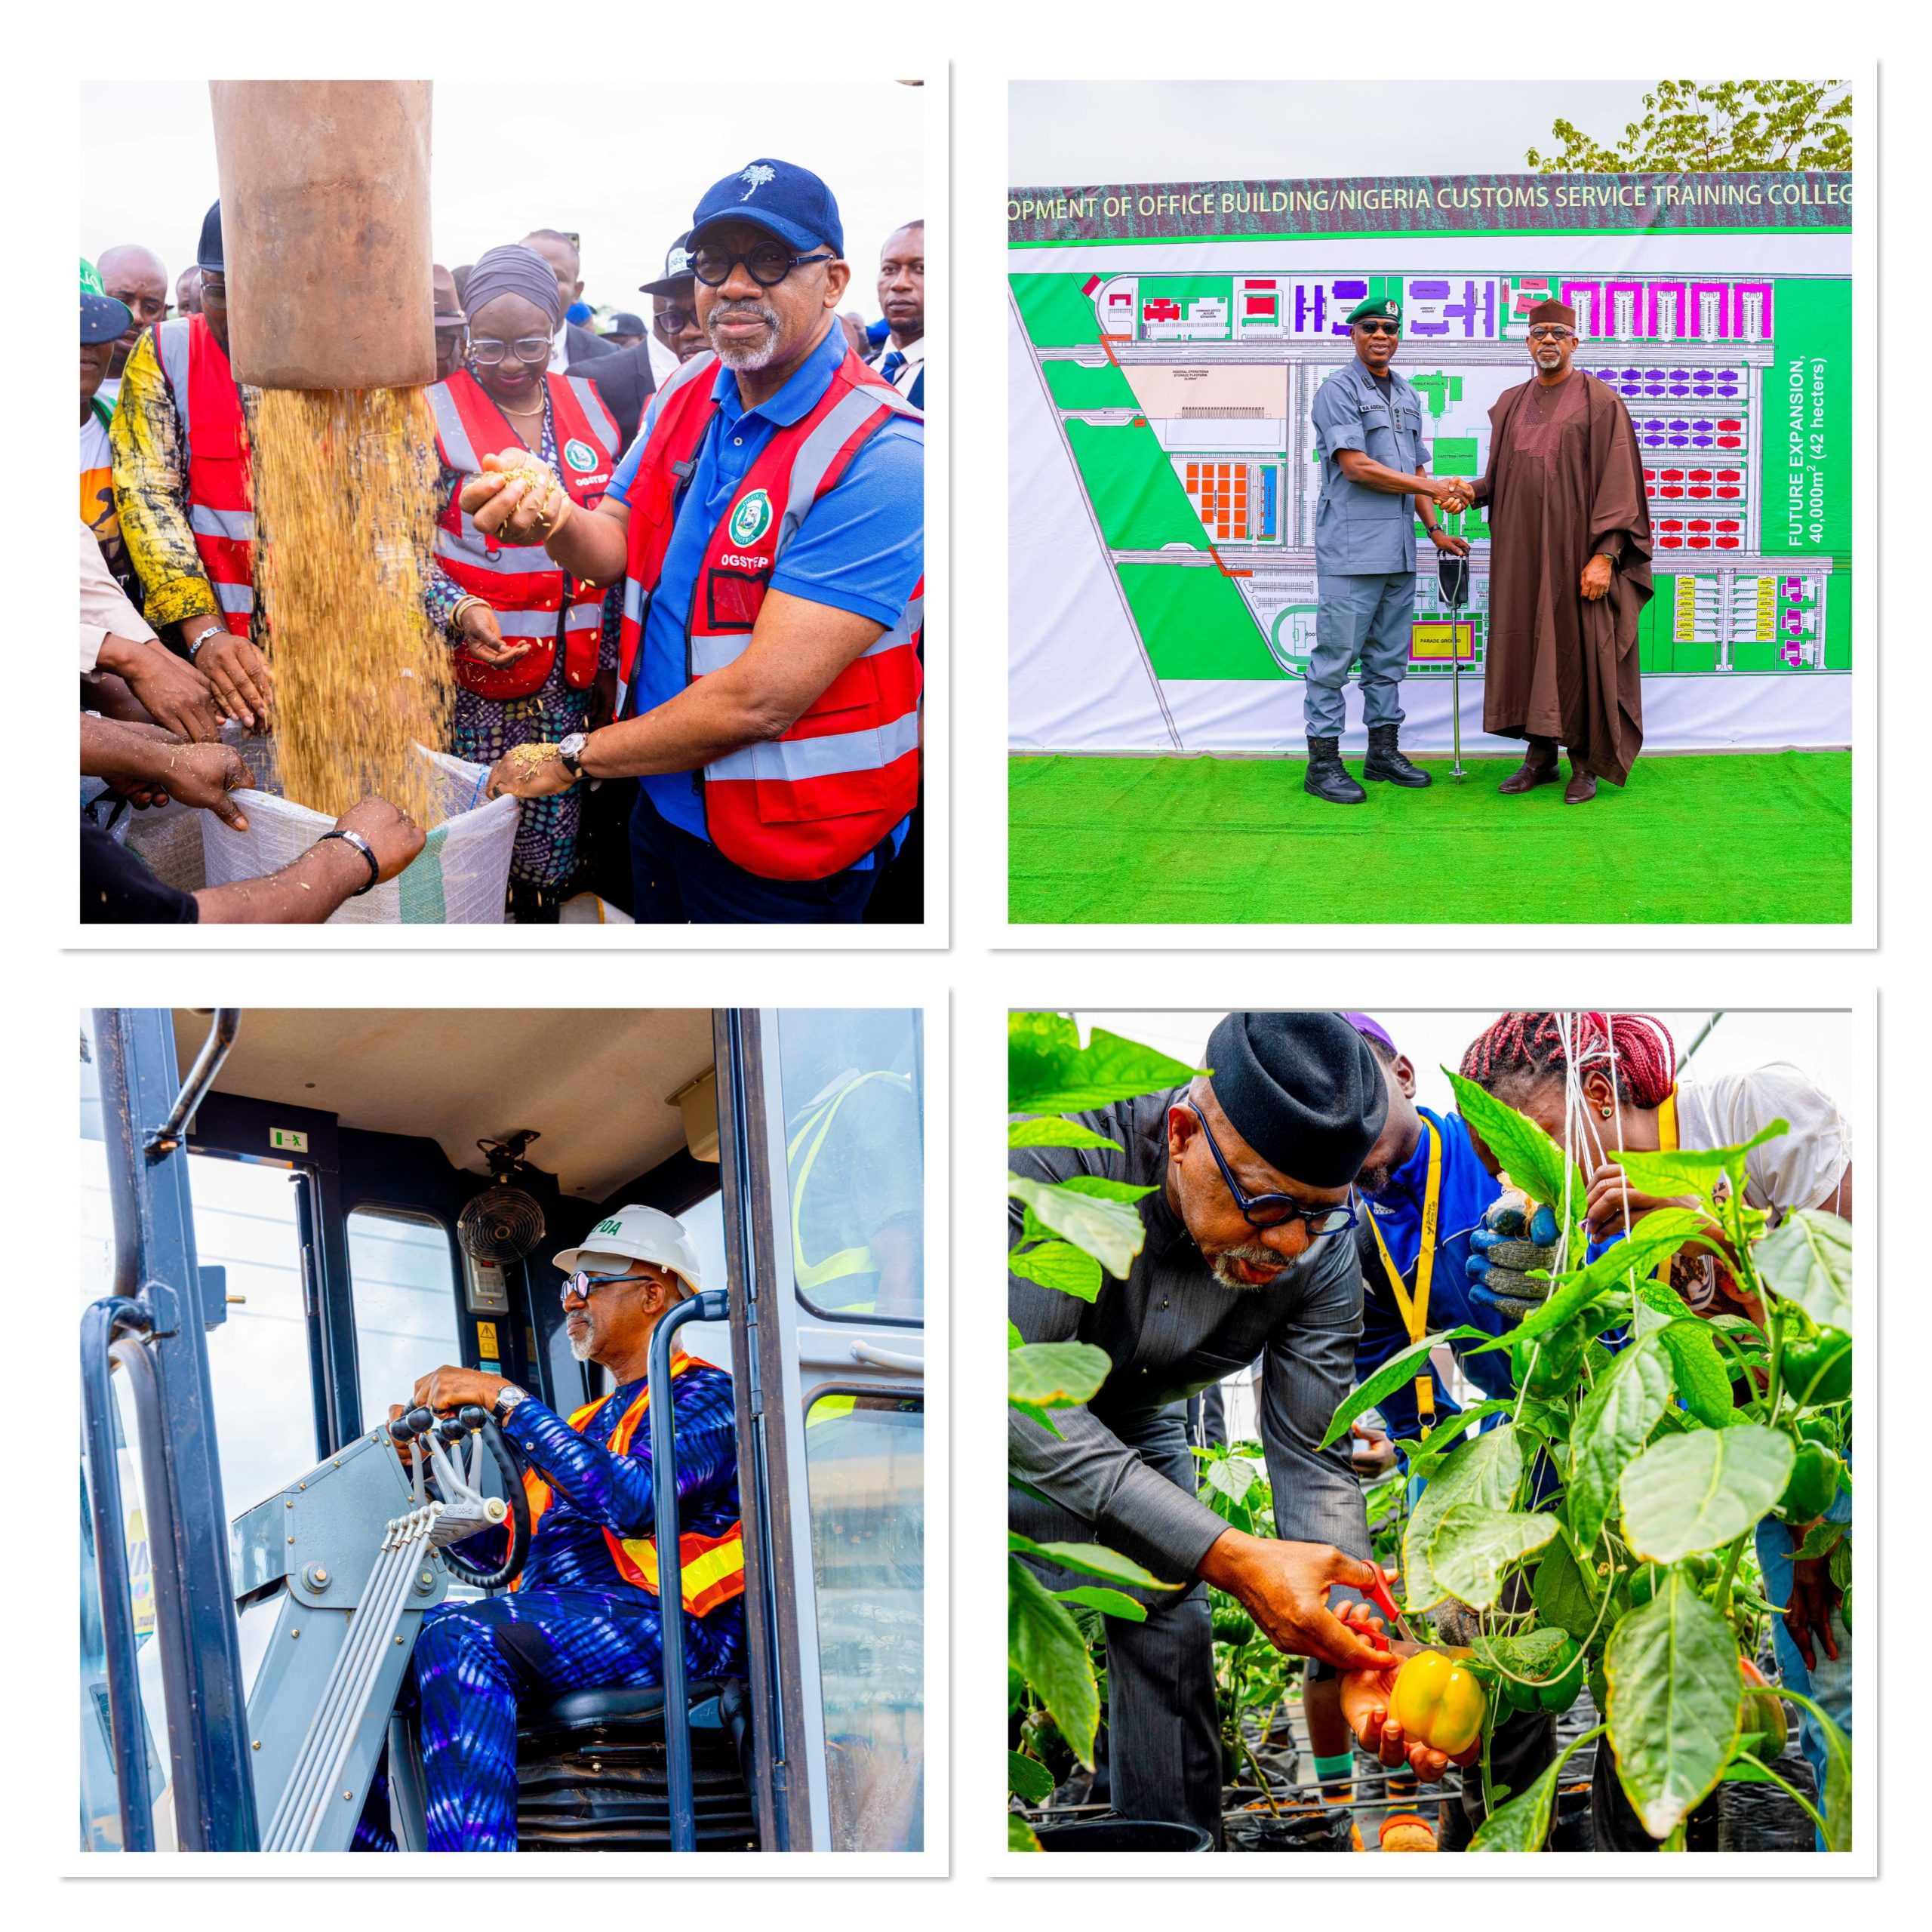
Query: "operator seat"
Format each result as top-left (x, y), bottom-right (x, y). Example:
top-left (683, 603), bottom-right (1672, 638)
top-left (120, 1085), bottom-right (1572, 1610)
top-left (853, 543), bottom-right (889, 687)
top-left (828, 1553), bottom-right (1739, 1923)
top-left (515, 1676), bottom-right (758, 1850)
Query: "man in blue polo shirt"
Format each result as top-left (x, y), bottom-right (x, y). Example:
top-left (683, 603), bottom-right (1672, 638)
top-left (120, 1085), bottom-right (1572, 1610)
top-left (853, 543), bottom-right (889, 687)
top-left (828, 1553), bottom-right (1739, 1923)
top-left (1347, 1014), bottom-right (1513, 1438)
top-left (472, 161), bottom-right (922, 924)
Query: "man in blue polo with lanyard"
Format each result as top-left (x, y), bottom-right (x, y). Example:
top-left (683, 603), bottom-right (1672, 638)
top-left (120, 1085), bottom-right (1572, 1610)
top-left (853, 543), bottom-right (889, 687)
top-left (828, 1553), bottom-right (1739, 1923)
top-left (1303, 1013), bottom-right (1549, 1850)
top-left (474, 161), bottom-right (923, 924)
top-left (1346, 1013), bottom-right (1515, 1435)
top-left (1305, 298), bottom-right (1472, 804)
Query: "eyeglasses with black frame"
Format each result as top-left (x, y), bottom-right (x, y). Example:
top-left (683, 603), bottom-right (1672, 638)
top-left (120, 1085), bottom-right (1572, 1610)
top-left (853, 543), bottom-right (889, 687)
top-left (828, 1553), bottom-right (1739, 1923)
top-left (1355, 319), bottom-right (1401, 337)
top-left (689, 241), bottom-right (836, 288)
top-left (1186, 1102), bottom-right (1359, 1236)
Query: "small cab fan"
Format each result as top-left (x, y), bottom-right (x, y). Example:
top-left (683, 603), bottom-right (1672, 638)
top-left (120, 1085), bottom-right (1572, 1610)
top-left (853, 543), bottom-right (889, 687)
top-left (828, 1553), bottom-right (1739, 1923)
top-left (458, 1131), bottom-right (546, 1263)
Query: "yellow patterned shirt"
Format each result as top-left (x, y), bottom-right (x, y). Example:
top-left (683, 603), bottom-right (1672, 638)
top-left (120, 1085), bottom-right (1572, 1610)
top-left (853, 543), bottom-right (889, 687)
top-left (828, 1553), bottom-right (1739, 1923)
top-left (107, 330), bottom-right (239, 633)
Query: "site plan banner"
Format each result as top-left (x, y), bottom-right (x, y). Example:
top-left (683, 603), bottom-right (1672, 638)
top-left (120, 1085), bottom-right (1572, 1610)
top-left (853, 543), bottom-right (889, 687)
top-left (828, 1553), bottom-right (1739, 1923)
top-left (1008, 172), bottom-right (1852, 755)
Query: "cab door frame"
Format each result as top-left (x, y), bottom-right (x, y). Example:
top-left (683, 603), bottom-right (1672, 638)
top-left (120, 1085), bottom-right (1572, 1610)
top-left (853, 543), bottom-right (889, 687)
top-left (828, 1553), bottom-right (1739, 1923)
top-left (715, 1008), bottom-right (926, 1854)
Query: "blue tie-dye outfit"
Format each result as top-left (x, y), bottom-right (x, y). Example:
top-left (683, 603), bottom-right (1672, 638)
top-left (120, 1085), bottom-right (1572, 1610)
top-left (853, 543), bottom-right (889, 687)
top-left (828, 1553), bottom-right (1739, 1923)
top-left (357, 1357), bottom-right (743, 1851)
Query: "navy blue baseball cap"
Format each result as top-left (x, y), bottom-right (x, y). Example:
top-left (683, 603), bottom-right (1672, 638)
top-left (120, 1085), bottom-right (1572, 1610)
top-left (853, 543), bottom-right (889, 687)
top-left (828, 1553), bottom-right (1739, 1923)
top-left (605, 312), bottom-right (646, 337)
top-left (688, 160), bottom-right (843, 257)
top-left (80, 259), bottom-right (132, 346)
top-left (196, 201), bottom-right (224, 274)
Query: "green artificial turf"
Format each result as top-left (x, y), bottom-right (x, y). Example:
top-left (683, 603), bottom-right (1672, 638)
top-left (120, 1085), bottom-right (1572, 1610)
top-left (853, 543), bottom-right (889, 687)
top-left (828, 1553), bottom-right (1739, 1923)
top-left (1008, 752), bottom-right (1851, 925)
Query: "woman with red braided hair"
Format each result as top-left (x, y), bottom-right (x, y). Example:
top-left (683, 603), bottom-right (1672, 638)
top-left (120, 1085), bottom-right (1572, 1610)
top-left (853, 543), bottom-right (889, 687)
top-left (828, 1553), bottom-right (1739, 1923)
top-left (1458, 1011), bottom-right (1851, 1270)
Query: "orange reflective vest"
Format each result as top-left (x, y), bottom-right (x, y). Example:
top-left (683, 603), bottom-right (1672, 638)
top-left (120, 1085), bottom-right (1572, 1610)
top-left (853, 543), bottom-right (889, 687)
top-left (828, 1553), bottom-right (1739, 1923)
top-left (515, 1349), bottom-right (746, 1617)
top-left (616, 343), bottom-right (923, 882)
top-left (152, 315), bottom-right (255, 636)
top-left (426, 368), bottom-right (621, 700)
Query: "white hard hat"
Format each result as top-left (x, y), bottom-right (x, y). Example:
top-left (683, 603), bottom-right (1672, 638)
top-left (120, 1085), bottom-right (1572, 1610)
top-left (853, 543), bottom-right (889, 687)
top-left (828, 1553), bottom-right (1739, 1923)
top-left (552, 1204), bottom-right (701, 1298)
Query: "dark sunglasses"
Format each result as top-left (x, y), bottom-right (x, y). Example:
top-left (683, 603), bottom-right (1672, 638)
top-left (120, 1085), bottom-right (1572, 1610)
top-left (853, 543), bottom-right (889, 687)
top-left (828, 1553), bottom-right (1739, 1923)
top-left (1356, 320), bottom-right (1401, 337)
top-left (559, 1267), bottom-right (633, 1310)
top-left (691, 242), bottom-right (835, 288)
top-left (1187, 1103), bottom-right (1358, 1236)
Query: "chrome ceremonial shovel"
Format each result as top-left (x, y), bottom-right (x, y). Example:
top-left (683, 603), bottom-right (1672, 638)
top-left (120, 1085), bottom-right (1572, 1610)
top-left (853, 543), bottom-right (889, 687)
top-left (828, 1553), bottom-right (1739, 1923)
top-left (1438, 551), bottom-right (1471, 780)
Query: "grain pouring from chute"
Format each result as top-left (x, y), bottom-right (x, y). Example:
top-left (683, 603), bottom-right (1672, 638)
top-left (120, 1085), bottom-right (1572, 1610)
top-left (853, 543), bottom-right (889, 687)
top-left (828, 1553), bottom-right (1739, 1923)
top-left (210, 80), bottom-right (457, 828)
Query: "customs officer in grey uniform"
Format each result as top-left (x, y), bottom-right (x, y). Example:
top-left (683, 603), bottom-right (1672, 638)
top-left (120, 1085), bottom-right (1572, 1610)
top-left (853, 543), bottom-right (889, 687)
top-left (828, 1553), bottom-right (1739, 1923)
top-left (1008, 1012), bottom-right (1469, 1842)
top-left (1305, 295), bottom-right (1473, 804)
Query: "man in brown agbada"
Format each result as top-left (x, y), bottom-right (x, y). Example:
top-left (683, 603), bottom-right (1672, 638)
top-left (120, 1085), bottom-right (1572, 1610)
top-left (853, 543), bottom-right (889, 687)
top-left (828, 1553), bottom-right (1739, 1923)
top-left (1469, 299), bottom-right (1653, 804)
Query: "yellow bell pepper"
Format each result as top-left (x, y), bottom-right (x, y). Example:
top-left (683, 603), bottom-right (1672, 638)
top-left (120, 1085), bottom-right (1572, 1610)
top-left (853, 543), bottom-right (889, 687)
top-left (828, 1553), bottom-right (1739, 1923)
top-left (1388, 1649), bottom-right (1486, 1755)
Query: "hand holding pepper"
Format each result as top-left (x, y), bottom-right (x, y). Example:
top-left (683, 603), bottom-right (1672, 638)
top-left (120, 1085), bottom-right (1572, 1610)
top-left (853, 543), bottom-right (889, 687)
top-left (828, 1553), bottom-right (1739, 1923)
top-left (1340, 1647), bottom-right (1484, 1784)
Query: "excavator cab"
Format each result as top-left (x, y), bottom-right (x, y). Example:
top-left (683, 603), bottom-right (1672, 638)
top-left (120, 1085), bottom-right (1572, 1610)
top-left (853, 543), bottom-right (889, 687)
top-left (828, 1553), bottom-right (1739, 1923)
top-left (80, 1007), bottom-right (929, 1855)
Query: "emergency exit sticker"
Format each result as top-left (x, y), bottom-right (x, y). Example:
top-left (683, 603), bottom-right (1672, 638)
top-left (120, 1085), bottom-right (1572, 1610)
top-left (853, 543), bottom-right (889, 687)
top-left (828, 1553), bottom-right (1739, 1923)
top-left (269, 1127), bottom-right (309, 1152)
top-left (476, 1321), bottom-right (500, 1358)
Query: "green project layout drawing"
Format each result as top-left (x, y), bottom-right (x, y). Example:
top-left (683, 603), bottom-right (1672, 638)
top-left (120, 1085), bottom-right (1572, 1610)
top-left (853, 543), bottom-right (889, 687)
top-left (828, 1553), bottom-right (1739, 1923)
top-left (1013, 250), bottom-right (1850, 693)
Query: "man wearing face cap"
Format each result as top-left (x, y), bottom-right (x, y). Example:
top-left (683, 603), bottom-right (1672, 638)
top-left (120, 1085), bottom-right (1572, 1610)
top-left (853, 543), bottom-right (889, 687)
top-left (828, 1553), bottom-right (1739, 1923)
top-left (1009, 1011), bottom-right (1469, 1841)
top-left (469, 160), bottom-right (922, 925)
top-left (1467, 299), bottom-right (1654, 804)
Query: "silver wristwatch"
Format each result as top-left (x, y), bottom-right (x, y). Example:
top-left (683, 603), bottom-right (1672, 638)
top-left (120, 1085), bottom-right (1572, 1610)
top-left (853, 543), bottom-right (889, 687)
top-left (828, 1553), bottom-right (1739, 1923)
top-left (556, 731), bottom-right (590, 780)
top-left (491, 1384), bottom-right (529, 1427)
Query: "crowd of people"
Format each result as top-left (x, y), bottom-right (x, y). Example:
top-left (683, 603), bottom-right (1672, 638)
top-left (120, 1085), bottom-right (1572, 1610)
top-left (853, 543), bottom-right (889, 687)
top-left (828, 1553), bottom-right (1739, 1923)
top-left (1011, 1009), bottom-right (1853, 1852)
top-left (81, 161), bottom-right (926, 925)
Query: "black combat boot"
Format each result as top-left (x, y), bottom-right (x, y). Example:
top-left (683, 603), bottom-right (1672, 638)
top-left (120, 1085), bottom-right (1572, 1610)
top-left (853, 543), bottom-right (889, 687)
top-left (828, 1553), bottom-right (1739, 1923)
top-left (1303, 736), bottom-right (1367, 805)
top-left (1362, 724), bottom-right (1432, 787)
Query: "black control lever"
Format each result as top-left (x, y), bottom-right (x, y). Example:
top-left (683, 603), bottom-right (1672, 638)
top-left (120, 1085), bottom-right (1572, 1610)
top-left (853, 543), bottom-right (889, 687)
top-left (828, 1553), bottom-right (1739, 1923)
top-left (386, 1405), bottom-right (438, 1444)
top-left (457, 1405), bottom-right (491, 1433)
top-left (434, 1414), bottom-right (469, 1445)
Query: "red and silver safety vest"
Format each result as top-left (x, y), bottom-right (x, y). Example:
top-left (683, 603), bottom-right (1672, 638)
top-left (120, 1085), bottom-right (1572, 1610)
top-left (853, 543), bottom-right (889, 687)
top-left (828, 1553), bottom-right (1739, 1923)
top-left (515, 1349), bottom-right (746, 1617)
top-left (617, 342), bottom-right (923, 882)
top-left (426, 368), bottom-right (620, 700)
top-left (152, 315), bottom-right (255, 636)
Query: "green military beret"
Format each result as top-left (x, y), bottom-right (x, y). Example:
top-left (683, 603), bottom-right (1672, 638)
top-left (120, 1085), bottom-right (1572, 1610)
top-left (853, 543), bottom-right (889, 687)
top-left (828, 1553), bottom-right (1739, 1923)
top-left (1346, 295), bottom-right (1401, 326)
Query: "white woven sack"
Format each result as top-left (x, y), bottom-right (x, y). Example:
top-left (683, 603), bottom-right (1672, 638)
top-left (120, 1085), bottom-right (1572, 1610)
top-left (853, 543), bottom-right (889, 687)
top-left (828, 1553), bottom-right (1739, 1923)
top-left (122, 797), bottom-right (208, 893)
top-left (199, 734), bottom-right (519, 924)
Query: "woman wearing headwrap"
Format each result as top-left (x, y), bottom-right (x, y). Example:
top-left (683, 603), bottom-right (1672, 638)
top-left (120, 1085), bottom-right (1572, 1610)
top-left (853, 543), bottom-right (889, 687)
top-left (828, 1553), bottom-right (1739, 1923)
top-left (424, 243), bottom-right (623, 920)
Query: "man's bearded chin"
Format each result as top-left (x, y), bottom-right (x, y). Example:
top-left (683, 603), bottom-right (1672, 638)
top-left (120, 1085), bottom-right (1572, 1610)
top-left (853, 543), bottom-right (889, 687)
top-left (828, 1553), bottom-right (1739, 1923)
top-left (1357, 1162), bottom-right (1395, 1198)
top-left (708, 302), bottom-right (783, 369)
top-left (568, 1327), bottom-right (596, 1363)
top-left (1210, 1242), bottom-right (1287, 1291)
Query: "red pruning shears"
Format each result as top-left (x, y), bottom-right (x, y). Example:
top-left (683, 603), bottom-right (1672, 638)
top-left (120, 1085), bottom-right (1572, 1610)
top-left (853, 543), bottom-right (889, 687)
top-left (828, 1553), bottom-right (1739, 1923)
top-left (1353, 1565), bottom-right (1424, 1653)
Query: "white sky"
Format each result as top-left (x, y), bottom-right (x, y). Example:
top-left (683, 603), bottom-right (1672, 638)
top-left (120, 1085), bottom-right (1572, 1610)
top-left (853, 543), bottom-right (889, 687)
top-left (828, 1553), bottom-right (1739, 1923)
top-left (1076, 1011), bottom-right (1855, 1129)
top-left (79, 79), bottom-right (926, 322)
top-left (1013, 81), bottom-right (1754, 185)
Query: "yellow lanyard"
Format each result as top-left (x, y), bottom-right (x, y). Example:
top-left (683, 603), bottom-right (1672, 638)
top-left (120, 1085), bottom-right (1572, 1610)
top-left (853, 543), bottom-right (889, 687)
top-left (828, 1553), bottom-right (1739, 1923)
top-left (1658, 1090), bottom-right (1678, 1152)
top-left (1365, 1121), bottom-right (1442, 1423)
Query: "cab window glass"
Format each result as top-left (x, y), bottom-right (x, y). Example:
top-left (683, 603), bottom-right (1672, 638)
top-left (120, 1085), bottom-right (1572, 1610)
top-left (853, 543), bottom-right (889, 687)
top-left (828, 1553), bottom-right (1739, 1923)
top-left (804, 1390), bottom-right (924, 1849)
top-left (347, 1208), bottom-right (462, 1434)
top-left (774, 1011), bottom-right (923, 1324)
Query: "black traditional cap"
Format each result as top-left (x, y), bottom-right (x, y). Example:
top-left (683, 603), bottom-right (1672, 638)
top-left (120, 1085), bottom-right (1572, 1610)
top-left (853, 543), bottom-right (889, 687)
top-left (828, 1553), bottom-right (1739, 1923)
top-left (196, 201), bottom-right (224, 273)
top-left (1204, 1011), bottom-right (1387, 1187)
